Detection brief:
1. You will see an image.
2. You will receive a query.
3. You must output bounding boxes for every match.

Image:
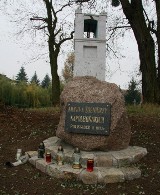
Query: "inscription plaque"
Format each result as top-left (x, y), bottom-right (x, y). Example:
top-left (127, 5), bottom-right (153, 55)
top-left (65, 102), bottom-right (111, 135)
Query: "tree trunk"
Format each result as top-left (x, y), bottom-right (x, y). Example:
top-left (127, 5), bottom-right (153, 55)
top-left (155, 0), bottom-right (160, 93)
top-left (48, 35), bottom-right (60, 105)
top-left (120, 0), bottom-right (160, 103)
top-left (50, 55), bottom-right (60, 106)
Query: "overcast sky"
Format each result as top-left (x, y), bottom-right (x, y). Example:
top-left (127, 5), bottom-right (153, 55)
top-left (0, 2), bottom-right (140, 89)
top-left (0, 9), bottom-right (51, 81)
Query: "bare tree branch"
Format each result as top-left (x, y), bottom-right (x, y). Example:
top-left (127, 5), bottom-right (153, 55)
top-left (30, 17), bottom-right (47, 23)
top-left (58, 31), bottom-right (74, 46)
top-left (109, 25), bottom-right (131, 29)
top-left (106, 43), bottom-right (119, 58)
top-left (55, 3), bottom-right (71, 14)
top-left (143, 7), bottom-right (157, 37)
top-left (55, 28), bottom-right (61, 37)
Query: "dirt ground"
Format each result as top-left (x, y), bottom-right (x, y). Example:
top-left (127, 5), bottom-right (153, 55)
top-left (0, 106), bottom-right (160, 195)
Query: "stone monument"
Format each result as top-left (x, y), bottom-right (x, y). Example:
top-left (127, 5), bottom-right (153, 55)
top-left (56, 76), bottom-right (131, 151)
top-left (56, 7), bottom-right (131, 151)
top-left (28, 7), bottom-right (147, 185)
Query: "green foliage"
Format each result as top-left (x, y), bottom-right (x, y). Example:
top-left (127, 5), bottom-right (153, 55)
top-left (30, 71), bottom-right (40, 85)
top-left (41, 74), bottom-right (51, 88)
top-left (16, 66), bottom-right (28, 83)
top-left (125, 78), bottom-right (141, 105)
top-left (35, 86), bottom-right (52, 107)
top-left (14, 82), bottom-right (28, 107)
top-left (0, 74), bottom-right (52, 108)
top-left (0, 75), bottom-right (15, 105)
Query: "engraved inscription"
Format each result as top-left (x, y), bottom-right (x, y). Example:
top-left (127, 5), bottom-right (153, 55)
top-left (70, 115), bottom-right (105, 123)
top-left (65, 102), bottom-right (111, 135)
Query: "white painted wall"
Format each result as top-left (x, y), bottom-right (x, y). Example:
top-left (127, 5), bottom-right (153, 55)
top-left (74, 7), bottom-right (107, 81)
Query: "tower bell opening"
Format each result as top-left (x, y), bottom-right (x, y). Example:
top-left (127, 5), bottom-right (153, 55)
top-left (84, 19), bottom-right (97, 38)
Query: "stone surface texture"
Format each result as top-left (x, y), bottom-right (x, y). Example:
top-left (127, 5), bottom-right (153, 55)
top-left (56, 76), bottom-right (131, 151)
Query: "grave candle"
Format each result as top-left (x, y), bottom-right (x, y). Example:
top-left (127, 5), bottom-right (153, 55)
top-left (57, 145), bottom-right (64, 165)
top-left (72, 147), bottom-right (82, 169)
top-left (87, 159), bottom-right (94, 172)
top-left (38, 142), bottom-right (45, 158)
top-left (46, 152), bottom-right (51, 163)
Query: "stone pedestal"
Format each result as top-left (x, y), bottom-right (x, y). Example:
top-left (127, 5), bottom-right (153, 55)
top-left (28, 136), bottom-right (147, 184)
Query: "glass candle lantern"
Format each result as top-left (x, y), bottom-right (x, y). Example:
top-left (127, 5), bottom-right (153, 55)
top-left (38, 142), bottom-right (45, 158)
top-left (46, 152), bottom-right (51, 163)
top-left (87, 159), bottom-right (94, 172)
top-left (16, 149), bottom-right (22, 161)
top-left (72, 147), bottom-right (82, 169)
top-left (56, 145), bottom-right (64, 165)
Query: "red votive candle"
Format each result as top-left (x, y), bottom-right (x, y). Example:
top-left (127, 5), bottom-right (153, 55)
top-left (87, 159), bottom-right (94, 172)
top-left (46, 152), bottom-right (51, 163)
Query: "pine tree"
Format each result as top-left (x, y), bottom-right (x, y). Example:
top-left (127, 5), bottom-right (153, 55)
top-left (41, 74), bottom-right (51, 88)
top-left (30, 71), bottom-right (40, 85)
top-left (16, 66), bottom-right (28, 83)
top-left (125, 78), bottom-right (141, 105)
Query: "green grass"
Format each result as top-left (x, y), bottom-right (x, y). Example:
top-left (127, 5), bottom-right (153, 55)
top-left (127, 104), bottom-right (160, 116)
